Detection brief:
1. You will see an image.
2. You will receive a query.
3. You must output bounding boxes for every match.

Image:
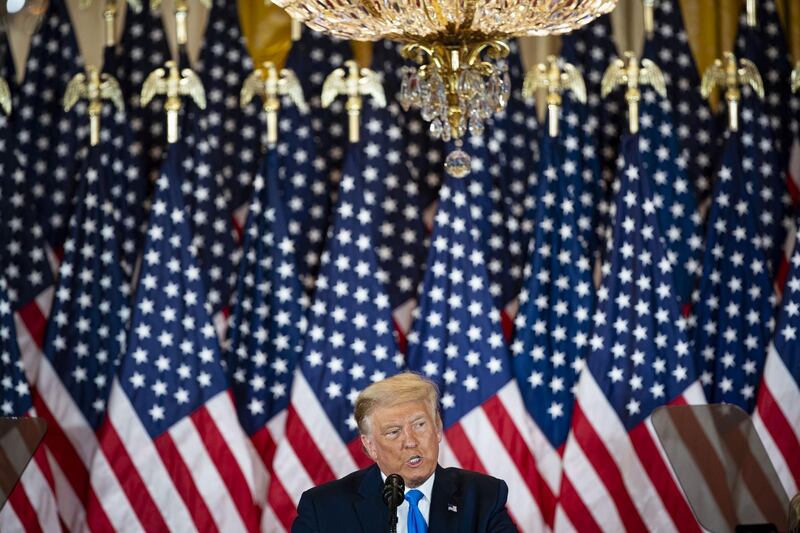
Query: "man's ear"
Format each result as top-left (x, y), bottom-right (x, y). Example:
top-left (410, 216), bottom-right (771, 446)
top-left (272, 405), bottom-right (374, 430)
top-left (361, 433), bottom-right (378, 461)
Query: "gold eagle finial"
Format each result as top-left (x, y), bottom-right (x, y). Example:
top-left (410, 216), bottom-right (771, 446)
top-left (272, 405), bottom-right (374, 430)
top-left (701, 52), bottom-right (763, 132)
top-left (141, 60), bottom-right (206, 143)
top-left (523, 55), bottom-right (586, 137)
top-left (241, 62), bottom-right (308, 146)
top-left (63, 66), bottom-right (125, 146)
top-left (321, 60), bottom-right (386, 143)
top-left (601, 51), bottom-right (666, 134)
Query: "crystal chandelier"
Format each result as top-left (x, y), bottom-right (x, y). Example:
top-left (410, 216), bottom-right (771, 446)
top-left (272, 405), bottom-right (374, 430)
top-left (271, 0), bottom-right (618, 176)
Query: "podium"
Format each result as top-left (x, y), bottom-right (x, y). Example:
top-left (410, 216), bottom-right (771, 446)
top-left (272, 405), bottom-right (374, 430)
top-left (652, 404), bottom-right (791, 532)
top-left (0, 417), bottom-right (47, 511)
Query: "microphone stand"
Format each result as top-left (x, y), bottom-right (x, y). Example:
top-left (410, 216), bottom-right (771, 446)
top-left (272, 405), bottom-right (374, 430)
top-left (388, 499), bottom-right (399, 533)
top-left (383, 474), bottom-right (404, 533)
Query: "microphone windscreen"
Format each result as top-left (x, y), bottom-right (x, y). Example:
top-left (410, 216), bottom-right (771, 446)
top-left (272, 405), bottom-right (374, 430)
top-left (382, 473), bottom-right (405, 507)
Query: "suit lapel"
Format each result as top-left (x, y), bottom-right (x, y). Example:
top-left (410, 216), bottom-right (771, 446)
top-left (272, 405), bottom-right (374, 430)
top-left (354, 464), bottom-right (390, 533)
top-left (428, 465), bottom-right (459, 532)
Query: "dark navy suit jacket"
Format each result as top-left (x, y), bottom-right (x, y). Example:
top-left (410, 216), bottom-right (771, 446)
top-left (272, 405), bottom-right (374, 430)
top-left (291, 464), bottom-right (518, 532)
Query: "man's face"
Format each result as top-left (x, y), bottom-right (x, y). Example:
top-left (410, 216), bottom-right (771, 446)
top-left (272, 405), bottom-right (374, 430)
top-left (360, 400), bottom-right (442, 488)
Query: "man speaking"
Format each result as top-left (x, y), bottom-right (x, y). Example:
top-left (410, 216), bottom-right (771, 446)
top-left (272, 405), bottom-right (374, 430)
top-left (292, 372), bottom-right (517, 532)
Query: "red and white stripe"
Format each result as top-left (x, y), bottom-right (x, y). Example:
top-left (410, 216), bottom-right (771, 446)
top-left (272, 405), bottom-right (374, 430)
top-left (13, 289), bottom-right (107, 532)
top-left (90, 380), bottom-right (263, 532)
top-left (12, 280), bottom-right (141, 532)
top-left (556, 373), bottom-right (705, 533)
top-left (774, 140), bottom-right (800, 293)
top-left (752, 344), bottom-right (800, 500)
top-left (437, 381), bottom-right (550, 533)
top-left (267, 371), bottom-right (365, 530)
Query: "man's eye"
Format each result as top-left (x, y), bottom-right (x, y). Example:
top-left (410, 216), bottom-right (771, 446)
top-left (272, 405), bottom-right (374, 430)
top-left (386, 430), bottom-right (400, 438)
top-left (415, 421), bottom-right (425, 429)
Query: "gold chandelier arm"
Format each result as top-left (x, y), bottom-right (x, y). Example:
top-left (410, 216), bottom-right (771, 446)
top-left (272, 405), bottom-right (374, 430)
top-left (464, 40), bottom-right (509, 68)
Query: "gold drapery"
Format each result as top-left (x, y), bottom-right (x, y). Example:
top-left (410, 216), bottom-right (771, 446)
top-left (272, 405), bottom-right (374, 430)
top-left (238, 0), bottom-right (800, 75)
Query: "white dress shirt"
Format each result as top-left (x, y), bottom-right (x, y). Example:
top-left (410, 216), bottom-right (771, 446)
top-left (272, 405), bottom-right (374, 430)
top-left (380, 471), bottom-right (436, 533)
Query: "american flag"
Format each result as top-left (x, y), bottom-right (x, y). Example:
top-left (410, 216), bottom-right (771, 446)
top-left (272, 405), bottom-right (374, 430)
top-left (646, 0), bottom-right (718, 198)
top-left (12, 1), bottom-right (87, 250)
top-left (371, 40), bottom-right (444, 214)
top-left (733, 0), bottom-right (800, 286)
top-left (487, 40), bottom-right (540, 309)
top-left (753, 213), bottom-right (800, 500)
top-left (362, 46), bottom-right (437, 312)
top-left (268, 137), bottom-right (405, 529)
top-left (0, 277), bottom-right (61, 532)
top-left (735, 0), bottom-right (798, 174)
top-left (284, 30), bottom-right (351, 189)
top-left (0, 76), bottom-right (54, 336)
top-left (406, 166), bottom-right (547, 531)
top-left (458, 136), bottom-right (520, 323)
top-left (225, 147), bottom-right (309, 530)
top-left (692, 128), bottom-right (776, 413)
top-left (267, 98), bottom-right (330, 295)
top-left (557, 135), bottom-right (704, 532)
top-left (635, 77), bottom-right (703, 308)
top-left (89, 145), bottom-right (262, 531)
top-left (560, 15), bottom-right (624, 260)
top-left (194, 0), bottom-right (263, 211)
top-left (360, 96), bottom-right (429, 338)
top-left (180, 100), bottom-right (243, 319)
top-left (0, 33), bottom-right (57, 482)
top-left (178, 0), bottom-right (264, 318)
top-left (510, 119), bottom-right (595, 529)
top-left (31, 141), bottom-right (134, 532)
top-left (369, 41), bottom-right (442, 338)
top-left (110, 1), bottom-right (170, 186)
top-left (555, 80), bottom-right (603, 255)
top-left (93, 95), bottom-right (150, 278)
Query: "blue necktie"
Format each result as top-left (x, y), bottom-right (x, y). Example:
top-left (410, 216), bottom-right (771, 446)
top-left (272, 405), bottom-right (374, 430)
top-left (405, 489), bottom-right (427, 533)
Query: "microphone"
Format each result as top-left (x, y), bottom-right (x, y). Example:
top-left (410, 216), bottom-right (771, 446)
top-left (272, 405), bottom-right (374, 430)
top-left (383, 474), bottom-right (404, 533)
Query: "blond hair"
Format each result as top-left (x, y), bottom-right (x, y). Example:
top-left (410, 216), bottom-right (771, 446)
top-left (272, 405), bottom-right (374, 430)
top-left (354, 372), bottom-right (441, 435)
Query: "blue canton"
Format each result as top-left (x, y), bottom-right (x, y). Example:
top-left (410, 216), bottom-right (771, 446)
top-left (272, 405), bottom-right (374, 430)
top-left (406, 171), bottom-right (512, 428)
top-left (511, 124), bottom-right (595, 447)
top-left (226, 148), bottom-right (308, 436)
top-left (41, 146), bottom-right (131, 428)
top-left (735, 0), bottom-right (800, 173)
top-left (561, 15), bottom-right (624, 260)
top-left (284, 30), bottom-right (351, 189)
top-left (118, 146), bottom-right (230, 437)
top-left (693, 131), bottom-right (776, 413)
top-left (589, 136), bottom-right (696, 430)
top-left (13, 1), bottom-right (87, 249)
top-left (0, 278), bottom-right (31, 416)
top-left (636, 78), bottom-right (703, 308)
top-left (270, 99), bottom-right (331, 295)
top-left (298, 141), bottom-right (404, 441)
top-left (111, 3), bottom-right (170, 185)
top-left (0, 85), bottom-right (54, 310)
top-left (647, 0), bottom-right (719, 198)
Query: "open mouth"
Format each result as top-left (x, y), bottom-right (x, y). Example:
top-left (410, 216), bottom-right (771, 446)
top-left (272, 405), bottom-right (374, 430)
top-left (406, 455), bottom-right (423, 467)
